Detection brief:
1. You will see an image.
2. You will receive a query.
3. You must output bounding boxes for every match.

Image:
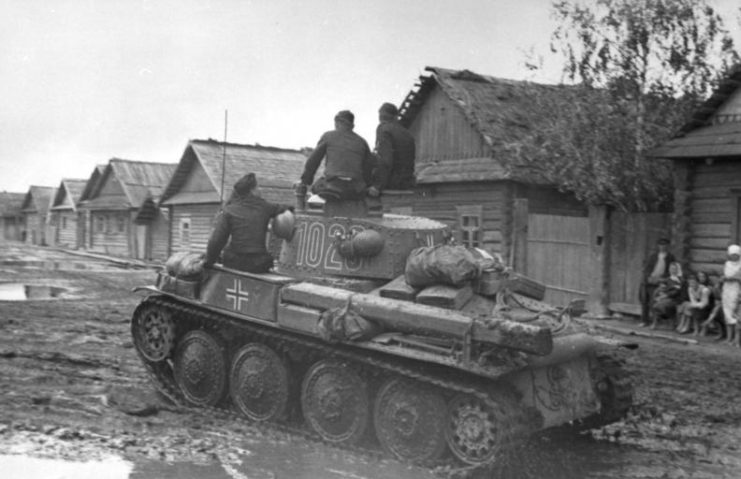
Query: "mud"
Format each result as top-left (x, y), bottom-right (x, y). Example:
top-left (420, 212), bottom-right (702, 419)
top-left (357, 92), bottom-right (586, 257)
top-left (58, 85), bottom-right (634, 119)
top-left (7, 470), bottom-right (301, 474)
top-left (1, 243), bottom-right (741, 478)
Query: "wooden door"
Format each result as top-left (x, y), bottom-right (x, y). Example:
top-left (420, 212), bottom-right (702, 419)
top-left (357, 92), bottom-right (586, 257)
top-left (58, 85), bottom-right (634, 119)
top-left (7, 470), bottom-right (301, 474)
top-left (526, 213), bottom-right (591, 306)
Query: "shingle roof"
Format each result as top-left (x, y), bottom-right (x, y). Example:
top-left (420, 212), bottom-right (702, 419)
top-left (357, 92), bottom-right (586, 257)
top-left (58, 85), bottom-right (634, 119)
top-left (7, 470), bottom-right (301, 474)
top-left (399, 66), bottom-right (576, 184)
top-left (51, 179), bottom-right (88, 211)
top-left (0, 192), bottom-right (25, 217)
top-left (88, 159), bottom-right (177, 209)
top-left (160, 139), bottom-right (307, 205)
top-left (649, 64), bottom-right (741, 160)
top-left (21, 186), bottom-right (56, 214)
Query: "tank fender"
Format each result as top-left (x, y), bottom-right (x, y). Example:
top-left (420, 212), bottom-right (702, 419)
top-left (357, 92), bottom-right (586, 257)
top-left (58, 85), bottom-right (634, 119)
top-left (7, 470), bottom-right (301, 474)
top-left (524, 333), bottom-right (598, 368)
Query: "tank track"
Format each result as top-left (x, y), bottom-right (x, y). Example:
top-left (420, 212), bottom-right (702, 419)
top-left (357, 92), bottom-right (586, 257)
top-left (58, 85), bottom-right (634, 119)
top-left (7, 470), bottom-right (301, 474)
top-left (576, 353), bottom-right (633, 430)
top-left (132, 295), bottom-right (541, 473)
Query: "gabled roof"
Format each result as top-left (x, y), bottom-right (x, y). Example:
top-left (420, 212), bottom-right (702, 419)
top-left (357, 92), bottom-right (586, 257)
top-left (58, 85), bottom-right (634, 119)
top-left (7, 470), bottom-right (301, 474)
top-left (21, 186), bottom-right (56, 215)
top-left (0, 192), bottom-right (25, 217)
top-left (88, 158), bottom-right (178, 209)
top-left (160, 139), bottom-right (307, 205)
top-left (399, 66), bottom-right (573, 184)
top-left (650, 64), bottom-right (741, 159)
top-left (51, 179), bottom-right (87, 211)
top-left (78, 164), bottom-right (107, 203)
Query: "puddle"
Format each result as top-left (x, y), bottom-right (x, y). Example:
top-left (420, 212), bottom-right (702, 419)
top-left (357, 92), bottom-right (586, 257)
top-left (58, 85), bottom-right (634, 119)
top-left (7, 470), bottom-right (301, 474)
top-left (1, 455), bottom-right (132, 479)
top-left (0, 283), bottom-right (68, 301)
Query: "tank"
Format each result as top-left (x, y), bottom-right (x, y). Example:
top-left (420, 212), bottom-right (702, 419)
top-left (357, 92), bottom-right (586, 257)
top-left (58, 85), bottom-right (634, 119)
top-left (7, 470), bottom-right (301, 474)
top-left (130, 195), bottom-right (633, 468)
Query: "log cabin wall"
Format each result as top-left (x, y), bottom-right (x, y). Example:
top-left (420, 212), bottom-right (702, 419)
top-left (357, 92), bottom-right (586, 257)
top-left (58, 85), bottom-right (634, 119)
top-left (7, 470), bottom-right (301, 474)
top-left (149, 209), bottom-right (170, 261)
top-left (169, 203), bottom-right (219, 255)
top-left (89, 209), bottom-right (129, 256)
top-left (55, 210), bottom-right (77, 248)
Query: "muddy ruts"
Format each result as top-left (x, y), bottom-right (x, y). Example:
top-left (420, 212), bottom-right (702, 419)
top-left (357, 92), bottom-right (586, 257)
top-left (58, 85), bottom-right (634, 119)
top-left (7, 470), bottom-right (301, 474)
top-left (131, 295), bottom-right (540, 471)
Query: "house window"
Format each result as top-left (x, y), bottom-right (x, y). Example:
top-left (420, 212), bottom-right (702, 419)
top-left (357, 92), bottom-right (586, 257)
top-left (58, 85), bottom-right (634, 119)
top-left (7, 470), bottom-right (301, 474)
top-left (117, 215), bottom-right (125, 233)
top-left (179, 217), bottom-right (191, 247)
top-left (457, 205), bottom-right (483, 248)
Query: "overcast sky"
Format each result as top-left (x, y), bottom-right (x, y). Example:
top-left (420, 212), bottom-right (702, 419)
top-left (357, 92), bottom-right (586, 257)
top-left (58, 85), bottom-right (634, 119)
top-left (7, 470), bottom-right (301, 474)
top-left (0, 0), bottom-right (739, 193)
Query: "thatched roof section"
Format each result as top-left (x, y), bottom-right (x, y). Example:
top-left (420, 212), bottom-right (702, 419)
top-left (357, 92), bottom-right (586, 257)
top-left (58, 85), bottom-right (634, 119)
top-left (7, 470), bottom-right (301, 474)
top-left (399, 66), bottom-right (580, 184)
top-left (21, 186), bottom-right (56, 214)
top-left (160, 139), bottom-right (307, 205)
top-left (88, 159), bottom-right (177, 209)
top-left (51, 179), bottom-right (87, 211)
top-left (0, 192), bottom-right (25, 217)
top-left (650, 64), bottom-right (741, 159)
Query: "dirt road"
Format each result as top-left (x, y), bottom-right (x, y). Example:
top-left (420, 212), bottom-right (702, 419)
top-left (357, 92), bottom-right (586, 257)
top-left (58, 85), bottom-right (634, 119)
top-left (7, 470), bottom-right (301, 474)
top-left (1, 242), bottom-right (740, 478)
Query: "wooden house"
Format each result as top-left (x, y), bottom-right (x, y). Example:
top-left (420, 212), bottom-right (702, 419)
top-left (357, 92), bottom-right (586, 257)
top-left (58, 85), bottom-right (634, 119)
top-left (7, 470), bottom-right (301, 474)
top-left (76, 165), bottom-right (107, 250)
top-left (81, 159), bottom-right (177, 260)
top-left (0, 192), bottom-right (25, 241)
top-left (49, 179), bottom-right (87, 248)
top-left (650, 64), bottom-right (741, 274)
top-left (392, 67), bottom-right (591, 305)
top-left (20, 186), bottom-right (56, 246)
top-left (159, 139), bottom-right (307, 256)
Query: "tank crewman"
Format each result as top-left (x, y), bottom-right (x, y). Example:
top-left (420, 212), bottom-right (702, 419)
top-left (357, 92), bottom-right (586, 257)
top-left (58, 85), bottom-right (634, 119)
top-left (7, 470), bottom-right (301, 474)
top-left (367, 102), bottom-right (416, 197)
top-left (203, 173), bottom-right (291, 274)
top-left (300, 110), bottom-right (375, 210)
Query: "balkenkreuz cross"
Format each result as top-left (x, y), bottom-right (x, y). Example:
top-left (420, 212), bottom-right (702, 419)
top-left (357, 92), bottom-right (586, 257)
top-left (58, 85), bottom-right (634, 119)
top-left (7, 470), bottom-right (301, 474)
top-left (225, 279), bottom-right (250, 311)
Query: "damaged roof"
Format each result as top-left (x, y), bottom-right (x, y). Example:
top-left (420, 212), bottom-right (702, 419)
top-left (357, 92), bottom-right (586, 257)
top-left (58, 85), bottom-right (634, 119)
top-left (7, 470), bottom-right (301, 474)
top-left (399, 66), bottom-right (577, 184)
top-left (160, 139), bottom-right (307, 205)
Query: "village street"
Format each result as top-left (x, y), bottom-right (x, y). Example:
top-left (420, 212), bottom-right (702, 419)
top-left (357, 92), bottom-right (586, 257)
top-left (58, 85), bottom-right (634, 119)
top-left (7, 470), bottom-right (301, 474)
top-left (1, 242), bottom-right (741, 479)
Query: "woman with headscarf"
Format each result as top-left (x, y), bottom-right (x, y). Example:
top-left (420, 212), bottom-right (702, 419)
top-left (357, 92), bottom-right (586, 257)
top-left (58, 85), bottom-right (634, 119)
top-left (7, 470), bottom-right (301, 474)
top-left (721, 244), bottom-right (741, 347)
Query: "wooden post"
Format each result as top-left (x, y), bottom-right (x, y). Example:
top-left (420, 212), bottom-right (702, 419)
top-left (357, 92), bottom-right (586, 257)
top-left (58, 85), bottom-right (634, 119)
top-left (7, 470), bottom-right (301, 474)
top-left (587, 204), bottom-right (610, 317)
top-left (512, 198), bottom-right (529, 273)
top-left (672, 161), bottom-right (692, 269)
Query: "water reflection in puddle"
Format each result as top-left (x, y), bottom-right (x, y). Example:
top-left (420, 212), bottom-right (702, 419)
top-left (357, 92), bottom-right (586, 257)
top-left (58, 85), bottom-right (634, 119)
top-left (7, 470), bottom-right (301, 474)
top-left (1, 455), bottom-right (132, 479)
top-left (0, 283), bottom-right (67, 301)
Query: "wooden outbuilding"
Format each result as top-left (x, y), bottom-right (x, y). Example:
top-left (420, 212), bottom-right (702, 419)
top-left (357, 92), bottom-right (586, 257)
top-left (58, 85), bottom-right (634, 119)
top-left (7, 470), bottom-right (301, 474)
top-left (391, 67), bottom-right (591, 305)
top-left (49, 179), bottom-right (87, 248)
top-left (159, 139), bottom-right (307, 256)
top-left (651, 64), bottom-right (741, 274)
top-left (20, 186), bottom-right (56, 246)
top-left (80, 159), bottom-right (177, 259)
top-left (0, 192), bottom-right (25, 241)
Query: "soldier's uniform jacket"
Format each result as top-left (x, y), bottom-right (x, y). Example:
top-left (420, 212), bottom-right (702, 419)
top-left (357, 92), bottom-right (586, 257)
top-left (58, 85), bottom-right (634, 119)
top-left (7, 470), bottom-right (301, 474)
top-left (301, 129), bottom-right (374, 200)
top-left (374, 119), bottom-right (415, 190)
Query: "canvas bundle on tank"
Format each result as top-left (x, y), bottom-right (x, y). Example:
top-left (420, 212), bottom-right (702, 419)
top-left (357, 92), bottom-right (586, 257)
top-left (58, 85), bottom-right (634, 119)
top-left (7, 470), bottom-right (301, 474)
top-left (404, 244), bottom-right (480, 288)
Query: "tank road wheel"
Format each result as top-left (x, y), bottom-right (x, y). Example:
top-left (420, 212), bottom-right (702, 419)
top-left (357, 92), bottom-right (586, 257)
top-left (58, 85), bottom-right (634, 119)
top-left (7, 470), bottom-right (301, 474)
top-left (446, 393), bottom-right (509, 465)
top-left (173, 330), bottom-right (227, 407)
top-left (590, 354), bottom-right (634, 425)
top-left (301, 360), bottom-right (369, 445)
top-left (229, 343), bottom-right (290, 422)
top-left (131, 303), bottom-right (176, 362)
top-left (373, 378), bottom-right (448, 464)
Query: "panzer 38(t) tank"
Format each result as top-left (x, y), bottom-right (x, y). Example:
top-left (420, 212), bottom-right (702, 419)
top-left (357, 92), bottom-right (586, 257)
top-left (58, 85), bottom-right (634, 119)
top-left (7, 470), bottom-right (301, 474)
top-left (131, 194), bottom-right (633, 467)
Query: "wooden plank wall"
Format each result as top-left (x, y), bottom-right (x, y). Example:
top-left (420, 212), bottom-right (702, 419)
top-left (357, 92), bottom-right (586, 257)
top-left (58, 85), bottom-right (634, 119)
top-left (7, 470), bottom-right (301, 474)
top-left (413, 183), bottom-right (506, 254)
top-left (408, 86), bottom-right (488, 163)
top-left (56, 211), bottom-right (77, 248)
top-left (526, 213), bottom-right (590, 306)
top-left (688, 161), bottom-right (738, 274)
top-left (608, 211), bottom-right (672, 305)
top-left (25, 214), bottom-right (41, 245)
top-left (149, 210), bottom-right (170, 261)
top-left (90, 210), bottom-right (129, 256)
top-left (170, 203), bottom-right (219, 255)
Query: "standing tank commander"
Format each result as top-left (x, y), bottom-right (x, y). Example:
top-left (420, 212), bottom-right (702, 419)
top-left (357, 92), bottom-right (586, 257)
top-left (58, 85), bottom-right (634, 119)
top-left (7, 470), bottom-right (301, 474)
top-left (299, 110), bottom-right (375, 215)
top-left (367, 102), bottom-right (416, 197)
top-left (203, 173), bottom-right (291, 273)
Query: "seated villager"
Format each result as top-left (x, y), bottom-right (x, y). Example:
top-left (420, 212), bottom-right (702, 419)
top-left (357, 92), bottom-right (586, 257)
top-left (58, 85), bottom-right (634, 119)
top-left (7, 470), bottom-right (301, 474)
top-left (700, 273), bottom-right (725, 339)
top-left (649, 261), bottom-right (684, 330)
top-left (676, 272), bottom-right (711, 335)
top-left (203, 173), bottom-right (291, 274)
top-left (299, 110), bottom-right (375, 217)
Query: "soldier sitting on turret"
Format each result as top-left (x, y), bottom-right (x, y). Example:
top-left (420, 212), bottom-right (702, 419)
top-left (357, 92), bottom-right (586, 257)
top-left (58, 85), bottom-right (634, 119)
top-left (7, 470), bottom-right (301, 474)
top-left (299, 110), bottom-right (375, 217)
top-left (203, 173), bottom-right (291, 274)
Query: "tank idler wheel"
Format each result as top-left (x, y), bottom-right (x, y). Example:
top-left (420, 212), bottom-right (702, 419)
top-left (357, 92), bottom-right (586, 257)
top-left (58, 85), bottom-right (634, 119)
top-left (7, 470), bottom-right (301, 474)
top-left (173, 330), bottom-right (227, 407)
top-left (229, 343), bottom-right (290, 422)
top-left (446, 393), bottom-right (508, 465)
top-left (373, 378), bottom-right (448, 464)
top-left (301, 360), bottom-right (369, 445)
top-left (131, 303), bottom-right (176, 362)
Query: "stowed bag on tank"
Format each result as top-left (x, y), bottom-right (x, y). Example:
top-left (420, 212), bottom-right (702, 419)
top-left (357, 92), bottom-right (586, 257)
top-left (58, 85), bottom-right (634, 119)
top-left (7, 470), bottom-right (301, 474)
top-left (404, 244), bottom-right (480, 288)
top-left (165, 251), bottom-right (205, 281)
